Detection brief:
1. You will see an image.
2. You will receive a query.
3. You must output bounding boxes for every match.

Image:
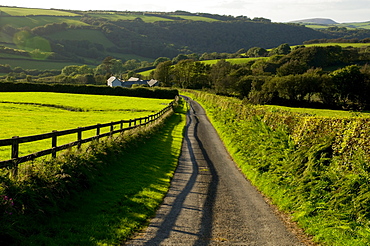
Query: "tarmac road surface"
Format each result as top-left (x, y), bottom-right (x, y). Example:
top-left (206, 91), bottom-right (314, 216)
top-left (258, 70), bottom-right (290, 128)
top-left (125, 96), bottom-right (305, 246)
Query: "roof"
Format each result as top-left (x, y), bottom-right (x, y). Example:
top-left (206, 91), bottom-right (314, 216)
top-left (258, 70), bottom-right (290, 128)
top-left (147, 79), bottom-right (158, 87)
top-left (107, 76), bottom-right (117, 83)
top-left (127, 77), bottom-right (140, 81)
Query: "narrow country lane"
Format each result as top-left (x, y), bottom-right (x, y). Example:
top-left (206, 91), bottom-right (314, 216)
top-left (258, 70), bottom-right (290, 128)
top-left (125, 96), bottom-right (305, 246)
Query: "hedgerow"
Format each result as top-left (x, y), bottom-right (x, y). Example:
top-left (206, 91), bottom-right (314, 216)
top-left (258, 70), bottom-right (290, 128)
top-left (0, 81), bottom-right (178, 99)
top-left (186, 90), bottom-right (370, 245)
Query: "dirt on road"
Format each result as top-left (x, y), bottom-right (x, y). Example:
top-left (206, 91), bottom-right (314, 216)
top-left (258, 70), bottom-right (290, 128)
top-left (125, 96), bottom-right (310, 246)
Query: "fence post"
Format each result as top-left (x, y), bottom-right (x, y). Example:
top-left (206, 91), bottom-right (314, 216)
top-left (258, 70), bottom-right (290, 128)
top-left (110, 122), bottom-right (114, 136)
top-left (96, 124), bottom-right (101, 140)
top-left (52, 130), bottom-right (58, 158)
top-left (77, 128), bottom-right (82, 149)
top-left (120, 120), bottom-right (123, 130)
top-left (11, 136), bottom-right (19, 178)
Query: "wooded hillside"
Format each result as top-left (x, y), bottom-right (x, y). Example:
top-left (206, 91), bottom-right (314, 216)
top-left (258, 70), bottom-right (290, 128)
top-left (0, 6), bottom-right (357, 65)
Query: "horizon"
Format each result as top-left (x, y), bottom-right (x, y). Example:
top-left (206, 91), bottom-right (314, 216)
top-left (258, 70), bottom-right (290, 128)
top-left (1, 0), bottom-right (369, 24)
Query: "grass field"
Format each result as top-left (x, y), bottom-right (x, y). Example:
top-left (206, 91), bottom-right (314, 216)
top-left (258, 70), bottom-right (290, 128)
top-left (139, 57), bottom-right (266, 76)
top-left (201, 57), bottom-right (267, 65)
top-left (86, 13), bottom-right (172, 22)
top-left (299, 43), bottom-right (370, 48)
top-left (169, 15), bottom-right (219, 22)
top-left (9, 99), bottom-right (187, 245)
top-left (0, 92), bottom-right (173, 160)
top-left (0, 6), bottom-right (80, 16)
top-left (0, 58), bottom-right (85, 70)
top-left (0, 16), bottom-right (89, 29)
top-left (305, 21), bottom-right (370, 30)
top-left (47, 29), bottom-right (116, 48)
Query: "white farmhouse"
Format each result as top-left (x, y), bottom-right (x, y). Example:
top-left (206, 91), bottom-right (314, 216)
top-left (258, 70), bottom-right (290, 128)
top-left (107, 76), bottom-right (123, 87)
top-left (107, 76), bottom-right (159, 88)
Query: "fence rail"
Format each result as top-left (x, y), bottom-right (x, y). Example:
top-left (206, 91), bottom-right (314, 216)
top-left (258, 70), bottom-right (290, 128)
top-left (0, 100), bottom-right (175, 171)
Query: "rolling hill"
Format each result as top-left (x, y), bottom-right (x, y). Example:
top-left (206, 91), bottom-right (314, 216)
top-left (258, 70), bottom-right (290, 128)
top-left (0, 6), bottom-right (370, 70)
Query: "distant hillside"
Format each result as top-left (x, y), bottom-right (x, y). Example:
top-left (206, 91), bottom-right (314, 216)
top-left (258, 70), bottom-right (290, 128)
top-left (290, 18), bottom-right (338, 25)
top-left (0, 6), bottom-right (369, 70)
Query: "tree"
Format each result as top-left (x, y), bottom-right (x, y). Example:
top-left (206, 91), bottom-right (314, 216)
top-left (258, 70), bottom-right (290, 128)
top-left (270, 43), bottom-right (291, 55)
top-left (153, 57), bottom-right (171, 66)
top-left (276, 60), bottom-right (309, 76)
top-left (246, 47), bottom-right (268, 57)
top-left (173, 59), bottom-right (195, 88)
top-left (209, 59), bottom-right (233, 93)
top-left (172, 54), bottom-right (189, 64)
top-left (154, 61), bottom-right (173, 87)
top-left (329, 65), bottom-right (366, 108)
top-left (61, 65), bottom-right (80, 76)
top-left (101, 56), bottom-right (114, 75)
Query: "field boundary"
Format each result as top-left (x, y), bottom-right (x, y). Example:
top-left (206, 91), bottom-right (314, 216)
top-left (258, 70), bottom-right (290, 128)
top-left (0, 98), bottom-right (176, 175)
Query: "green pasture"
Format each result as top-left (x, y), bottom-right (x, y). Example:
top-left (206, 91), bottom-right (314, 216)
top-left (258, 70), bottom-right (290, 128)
top-left (299, 43), bottom-right (370, 48)
top-left (169, 15), bottom-right (219, 22)
top-left (201, 57), bottom-right (267, 65)
top-left (0, 16), bottom-right (88, 29)
top-left (0, 92), bottom-right (173, 160)
top-left (348, 21), bottom-right (370, 29)
top-left (138, 57), bottom-right (265, 76)
top-left (0, 6), bottom-right (80, 16)
top-left (47, 29), bottom-right (116, 48)
top-left (86, 13), bottom-right (172, 23)
top-left (0, 57), bottom-right (83, 70)
top-left (8, 100), bottom-right (186, 245)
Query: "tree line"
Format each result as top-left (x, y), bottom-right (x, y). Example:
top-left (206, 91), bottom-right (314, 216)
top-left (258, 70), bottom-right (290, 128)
top-left (153, 44), bottom-right (370, 110)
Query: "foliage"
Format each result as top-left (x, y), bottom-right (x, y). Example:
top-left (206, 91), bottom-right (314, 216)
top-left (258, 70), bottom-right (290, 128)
top-left (186, 90), bottom-right (370, 245)
top-left (158, 45), bottom-right (370, 110)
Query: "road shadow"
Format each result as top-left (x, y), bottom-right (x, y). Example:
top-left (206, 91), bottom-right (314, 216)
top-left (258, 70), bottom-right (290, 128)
top-left (142, 97), bottom-right (219, 246)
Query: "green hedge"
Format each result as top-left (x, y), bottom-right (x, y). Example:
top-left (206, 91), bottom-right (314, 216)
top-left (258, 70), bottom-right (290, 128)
top-left (0, 82), bottom-right (178, 99)
top-left (187, 91), bottom-right (370, 246)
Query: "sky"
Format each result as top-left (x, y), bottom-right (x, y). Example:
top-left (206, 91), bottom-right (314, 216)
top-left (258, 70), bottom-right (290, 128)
top-left (1, 0), bottom-right (370, 23)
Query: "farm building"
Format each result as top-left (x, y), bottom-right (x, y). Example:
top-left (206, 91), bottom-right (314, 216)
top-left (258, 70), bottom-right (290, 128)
top-left (107, 77), bottom-right (159, 88)
top-left (107, 76), bottom-right (123, 87)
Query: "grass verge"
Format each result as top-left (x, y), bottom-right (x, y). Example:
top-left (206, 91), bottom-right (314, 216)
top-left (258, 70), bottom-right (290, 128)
top-left (183, 90), bottom-right (370, 246)
top-left (0, 98), bottom-right (187, 245)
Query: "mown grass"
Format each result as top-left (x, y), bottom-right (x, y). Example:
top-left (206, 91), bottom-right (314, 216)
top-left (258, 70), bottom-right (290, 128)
top-left (0, 92), bottom-right (173, 160)
top-left (0, 99), bottom-right (187, 245)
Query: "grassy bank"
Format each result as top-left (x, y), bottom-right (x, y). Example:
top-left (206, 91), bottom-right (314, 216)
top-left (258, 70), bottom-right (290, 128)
top-left (0, 98), bottom-right (187, 245)
top-left (0, 92), bottom-right (173, 160)
top-left (184, 90), bottom-right (370, 246)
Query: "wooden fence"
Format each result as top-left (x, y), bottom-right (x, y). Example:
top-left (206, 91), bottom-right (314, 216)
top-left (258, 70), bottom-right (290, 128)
top-left (0, 101), bottom-right (175, 173)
